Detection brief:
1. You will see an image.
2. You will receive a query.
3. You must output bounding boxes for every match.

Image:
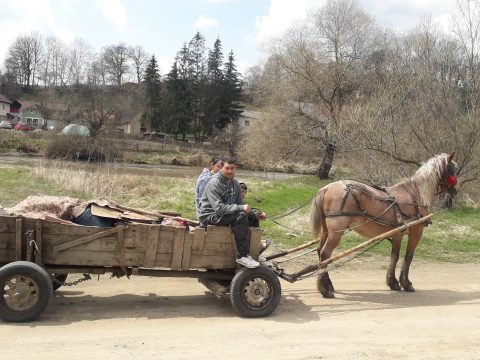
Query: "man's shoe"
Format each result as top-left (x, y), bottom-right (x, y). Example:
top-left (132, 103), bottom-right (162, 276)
top-left (258, 255), bottom-right (267, 263)
top-left (236, 255), bottom-right (260, 268)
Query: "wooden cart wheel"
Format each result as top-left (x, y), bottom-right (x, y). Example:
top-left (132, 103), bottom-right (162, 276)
top-left (0, 261), bottom-right (53, 322)
top-left (230, 266), bottom-right (281, 318)
top-left (51, 274), bottom-right (68, 291)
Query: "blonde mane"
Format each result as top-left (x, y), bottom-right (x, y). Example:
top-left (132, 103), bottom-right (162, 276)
top-left (413, 153), bottom-right (449, 206)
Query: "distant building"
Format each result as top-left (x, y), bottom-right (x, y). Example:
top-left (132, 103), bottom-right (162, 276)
top-left (238, 110), bottom-right (262, 129)
top-left (0, 94), bottom-right (12, 120)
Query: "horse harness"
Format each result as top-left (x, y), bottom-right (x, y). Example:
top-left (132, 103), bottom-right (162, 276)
top-left (325, 180), bottom-right (427, 228)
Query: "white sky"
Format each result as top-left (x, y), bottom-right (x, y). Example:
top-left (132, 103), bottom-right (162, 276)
top-left (0, 0), bottom-right (459, 75)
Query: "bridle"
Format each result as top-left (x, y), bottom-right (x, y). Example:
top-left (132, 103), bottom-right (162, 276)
top-left (437, 162), bottom-right (458, 196)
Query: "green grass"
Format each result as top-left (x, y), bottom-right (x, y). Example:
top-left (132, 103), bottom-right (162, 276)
top-left (0, 165), bottom-right (87, 206)
top-left (1, 162), bottom-right (479, 264)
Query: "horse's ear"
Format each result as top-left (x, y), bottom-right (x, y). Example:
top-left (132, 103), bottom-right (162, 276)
top-left (448, 152), bottom-right (455, 163)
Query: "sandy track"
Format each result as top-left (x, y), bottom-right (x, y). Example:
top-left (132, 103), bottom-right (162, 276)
top-left (1, 263), bottom-right (479, 359)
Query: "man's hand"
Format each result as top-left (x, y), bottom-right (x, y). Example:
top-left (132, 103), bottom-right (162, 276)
top-left (257, 212), bottom-right (266, 221)
top-left (243, 204), bottom-right (252, 213)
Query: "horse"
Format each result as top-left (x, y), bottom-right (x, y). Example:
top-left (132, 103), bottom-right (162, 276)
top-left (311, 153), bottom-right (458, 298)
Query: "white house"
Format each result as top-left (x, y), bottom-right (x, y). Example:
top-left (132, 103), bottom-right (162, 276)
top-left (238, 110), bottom-right (262, 129)
top-left (0, 94), bottom-right (12, 120)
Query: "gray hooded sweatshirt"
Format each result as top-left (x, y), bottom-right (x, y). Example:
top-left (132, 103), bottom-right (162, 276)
top-left (198, 172), bottom-right (244, 224)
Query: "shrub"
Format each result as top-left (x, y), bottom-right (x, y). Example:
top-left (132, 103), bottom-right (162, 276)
top-left (43, 134), bottom-right (121, 162)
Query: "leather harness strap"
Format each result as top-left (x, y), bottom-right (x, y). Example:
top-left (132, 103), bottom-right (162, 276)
top-left (325, 180), bottom-right (424, 227)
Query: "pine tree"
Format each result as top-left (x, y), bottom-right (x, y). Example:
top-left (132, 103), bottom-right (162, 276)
top-left (143, 55), bottom-right (161, 131)
top-left (203, 37), bottom-right (224, 134)
top-left (188, 32), bottom-right (207, 139)
top-left (218, 50), bottom-right (243, 129)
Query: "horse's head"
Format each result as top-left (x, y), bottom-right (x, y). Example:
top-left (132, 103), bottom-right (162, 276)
top-left (438, 153), bottom-right (458, 196)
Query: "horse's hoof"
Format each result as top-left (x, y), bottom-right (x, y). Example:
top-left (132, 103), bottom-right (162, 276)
top-left (322, 291), bottom-right (335, 299)
top-left (388, 282), bottom-right (401, 291)
top-left (403, 284), bottom-right (415, 292)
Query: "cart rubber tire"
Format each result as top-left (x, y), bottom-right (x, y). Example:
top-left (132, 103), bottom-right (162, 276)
top-left (230, 266), bottom-right (281, 318)
top-left (0, 261), bottom-right (53, 322)
top-left (51, 274), bottom-right (68, 291)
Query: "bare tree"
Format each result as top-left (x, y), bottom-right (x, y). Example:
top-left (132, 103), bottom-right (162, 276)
top-left (246, 0), bottom-right (378, 178)
top-left (102, 42), bottom-right (133, 85)
top-left (43, 36), bottom-right (69, 87)
top-left (130, 45), bottom-right (148, 83)
top-left (340, 18), bottom-right (480, 198)
top-left (6, 32), bottom-right (44, 87)
top-left (452, 0), bottom-right (480, 106)
top-left (68, 38), bottom-right (92, 85)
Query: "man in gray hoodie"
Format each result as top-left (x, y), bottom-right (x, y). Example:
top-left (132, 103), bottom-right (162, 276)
top-left (198, 157), bottom-right (261, 268)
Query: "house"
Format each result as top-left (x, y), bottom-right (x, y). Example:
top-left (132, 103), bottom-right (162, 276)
top-left (0, 94), bottom-right (12, 120)
top-left (237, 110), bottom-right (262, 129)
top-left (18, 102), bottom-right (45, 129)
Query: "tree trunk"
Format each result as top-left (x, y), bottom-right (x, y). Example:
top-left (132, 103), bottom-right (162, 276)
top-left (317, 142), bottom-right (336, 179)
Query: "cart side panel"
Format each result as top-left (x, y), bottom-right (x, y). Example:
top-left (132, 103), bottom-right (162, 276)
top-left (0, 216), bottom-right (16, 264)
top-left (0, 216), bottom-right (38, 265)
top-left (40, 221), bottom-right (178, 268)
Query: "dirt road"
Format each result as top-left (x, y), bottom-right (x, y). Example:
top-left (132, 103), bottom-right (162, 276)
top-left (1, 263), bottom-right (478, 359)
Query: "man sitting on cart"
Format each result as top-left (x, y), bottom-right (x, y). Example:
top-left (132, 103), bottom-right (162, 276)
top-left (198, 156), bottom-right (265, 268)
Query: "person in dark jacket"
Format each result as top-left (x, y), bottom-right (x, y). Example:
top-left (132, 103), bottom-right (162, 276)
top-left (198, 157), bottom-right (263, 268)
top-left (195, 157), bottom-right (222, 218)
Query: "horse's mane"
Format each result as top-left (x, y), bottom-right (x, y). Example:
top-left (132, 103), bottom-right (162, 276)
top-left (413, 153), bottom-right (449, 206)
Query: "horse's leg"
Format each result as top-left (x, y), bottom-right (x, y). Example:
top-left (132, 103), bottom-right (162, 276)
top-left (400, 230), bottom-right (422, 292)
top-left (317, 232), bottom-right (342, 298)
top-left (316, 230), bottom-right (331, 295)
top-left (386, 236), bottom-right (402, 291)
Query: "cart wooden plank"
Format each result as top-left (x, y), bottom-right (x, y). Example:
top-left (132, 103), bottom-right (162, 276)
top-left (35, 219), bottom-right (42, 265)
top-left (53, 227), bottom-right (121, 252)
top-left (144, 225), bottom-right (160, 268)
top-left (181, 232), bottom-right (193, 270)
top-left (171, 228), bottom-right (185, 270)
top-left (192, 227), bottom-right (205, 251)
top-left (15, 217), bottom-right (22, 261)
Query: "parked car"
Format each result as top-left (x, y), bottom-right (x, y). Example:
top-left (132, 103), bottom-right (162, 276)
top-left (15, 123), bottom-right (34, 132)
top-left (0, 120), bottom-right (12, 129)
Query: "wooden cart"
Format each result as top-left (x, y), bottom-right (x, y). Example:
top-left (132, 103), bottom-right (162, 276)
top-left (0, 215), bottom-right (281, 322)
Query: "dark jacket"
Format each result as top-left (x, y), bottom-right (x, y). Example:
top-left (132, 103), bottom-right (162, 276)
top-left (198, 172), bottom-right (244, 224)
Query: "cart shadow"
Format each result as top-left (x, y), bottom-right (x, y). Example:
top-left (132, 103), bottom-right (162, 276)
top-left (11, 289), bottom-right (314, 325)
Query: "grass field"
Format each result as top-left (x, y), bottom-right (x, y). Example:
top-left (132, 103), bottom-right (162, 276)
top-left (1, 160), bottom-right (479, 263)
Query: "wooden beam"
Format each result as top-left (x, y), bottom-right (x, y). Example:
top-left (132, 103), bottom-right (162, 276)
top-left (171, 228), bottom-right (185, 270)
top-left (53, 226), bottom-right (122, 253)
top-left (35, 219), bottom-right (43, 265)
top-left (181, 232), bottom-right (193, 270)
top-left (144, 225), bottom-right (160, 268)
top-left (15, 217), bottom-right (22, 260)
top-left (118, 225), bottom-right (127, 275)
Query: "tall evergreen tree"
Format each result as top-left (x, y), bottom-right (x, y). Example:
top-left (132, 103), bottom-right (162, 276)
top-left (143, 55), bottom-right (162, 131)
top-left (218, 50), bottom-right (243, 129)
top-left (188, 32), bottom-right (207, 138)
top-left (175, 43), bottom-right (193, 140)
top-left (203, 37), bottom-right (224, 134)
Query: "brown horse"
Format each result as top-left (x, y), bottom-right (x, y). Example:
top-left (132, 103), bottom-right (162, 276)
top-left (311, 153), bottom-right (458, 298)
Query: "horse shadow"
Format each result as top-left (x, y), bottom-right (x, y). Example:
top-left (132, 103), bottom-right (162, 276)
top-left (333, 288), bottom-right (480, 311)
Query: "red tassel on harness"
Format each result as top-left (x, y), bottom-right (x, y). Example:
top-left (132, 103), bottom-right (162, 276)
top-left (448, 175), bottom-right (457, 186)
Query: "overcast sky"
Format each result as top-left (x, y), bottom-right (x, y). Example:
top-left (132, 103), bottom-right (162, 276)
top-left (0, 0), bottom-right (459, 75)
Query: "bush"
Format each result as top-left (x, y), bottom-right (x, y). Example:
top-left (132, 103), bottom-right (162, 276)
top-left (0, 130), bottom-right (41, 154)
top-left (43, 134), bottom-right (121, 162)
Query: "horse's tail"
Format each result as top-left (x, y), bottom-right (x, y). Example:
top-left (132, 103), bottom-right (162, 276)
top-left (311, 187), bottom-right (327, 240)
